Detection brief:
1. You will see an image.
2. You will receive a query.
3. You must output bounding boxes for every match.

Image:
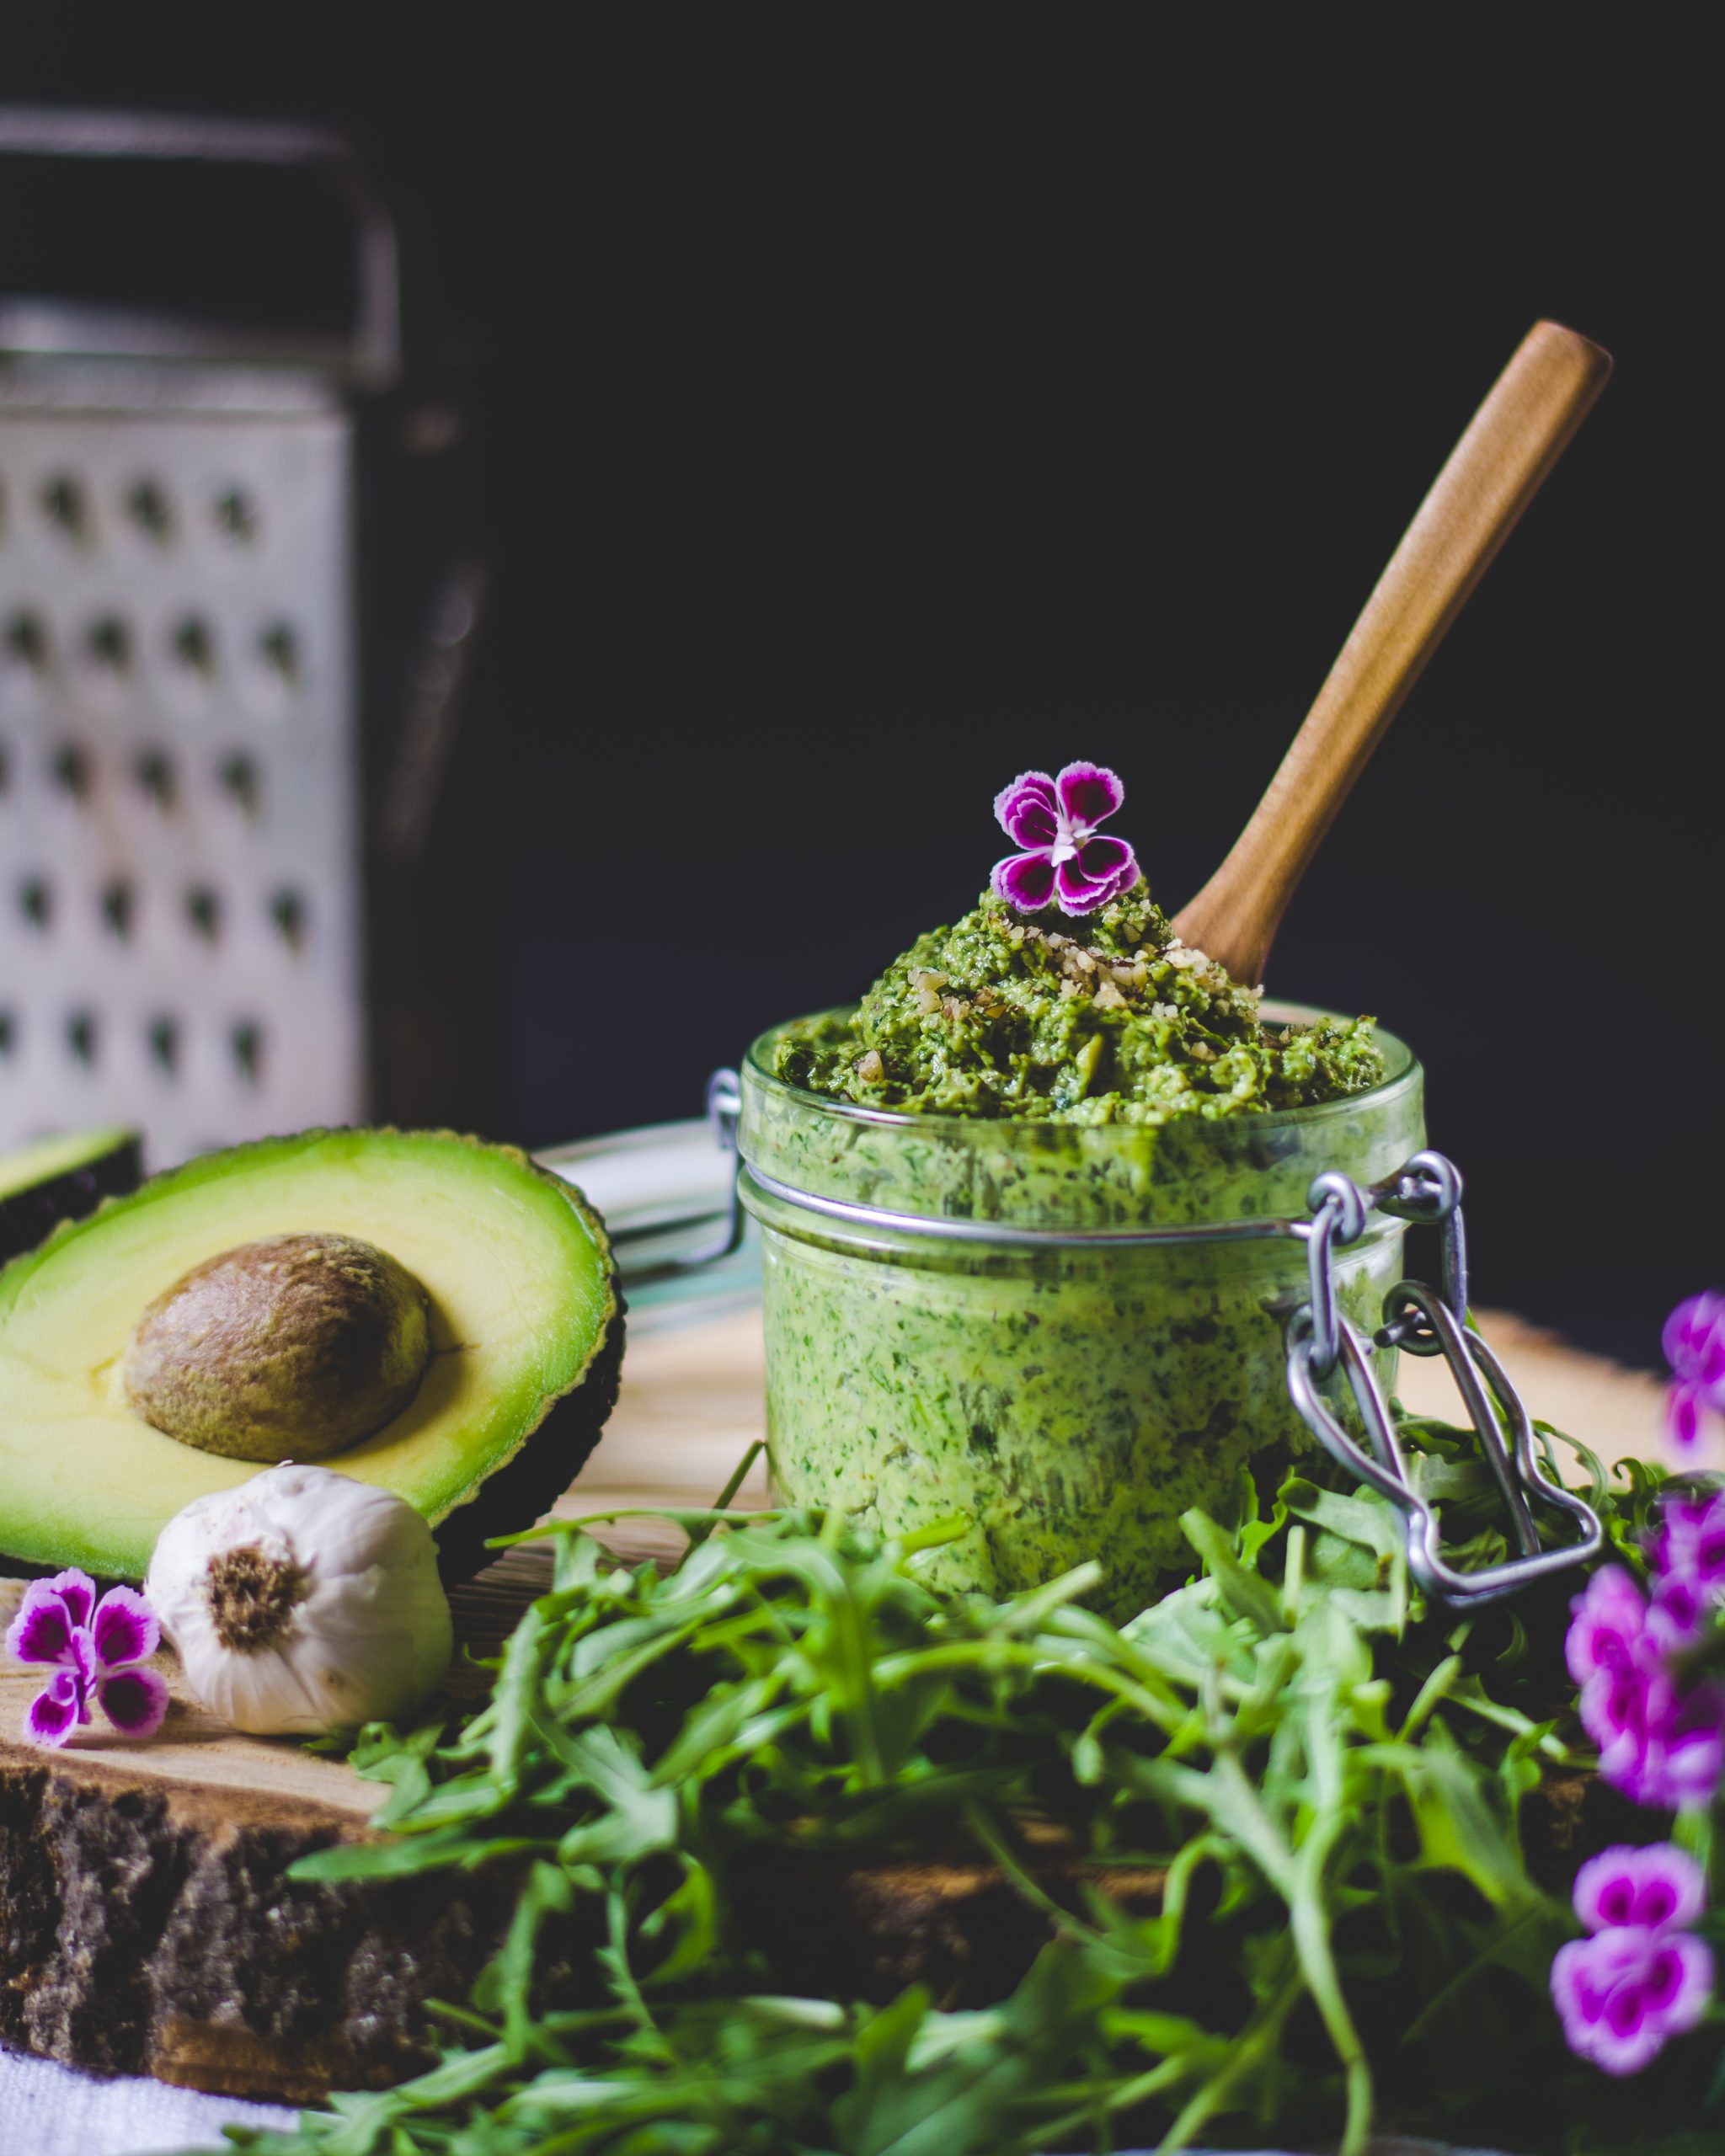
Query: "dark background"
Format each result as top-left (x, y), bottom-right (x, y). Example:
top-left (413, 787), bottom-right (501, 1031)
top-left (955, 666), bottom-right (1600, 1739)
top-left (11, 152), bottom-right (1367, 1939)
top-left (2, 21), bottom-right (1715, 1368)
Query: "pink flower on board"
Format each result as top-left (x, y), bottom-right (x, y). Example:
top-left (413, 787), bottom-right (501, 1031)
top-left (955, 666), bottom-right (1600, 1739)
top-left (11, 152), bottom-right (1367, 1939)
top-left (4, 1568), bottom-right (168, 1748)
top-left (1551, 1844), bottom-right (1713, 2076)
top-left (1661, 1292), bottom-right (1725, 1453)
top-left (991, 762), bottom-right (1140, 917)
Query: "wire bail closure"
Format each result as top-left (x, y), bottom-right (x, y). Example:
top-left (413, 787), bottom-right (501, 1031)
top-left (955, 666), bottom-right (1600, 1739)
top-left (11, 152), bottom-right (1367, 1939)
top-left (1286, 1152), bottom-right (1603, 1604)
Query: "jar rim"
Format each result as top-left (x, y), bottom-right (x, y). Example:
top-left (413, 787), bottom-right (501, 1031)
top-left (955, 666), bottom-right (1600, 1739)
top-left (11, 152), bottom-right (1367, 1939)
top-left (743, 1000), bottom-right (1419, 1135)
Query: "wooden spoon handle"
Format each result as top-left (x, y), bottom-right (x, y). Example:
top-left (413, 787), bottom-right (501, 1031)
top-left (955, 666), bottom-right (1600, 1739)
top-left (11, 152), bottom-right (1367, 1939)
top-left (1172, 319), bottom-right (1613, 985)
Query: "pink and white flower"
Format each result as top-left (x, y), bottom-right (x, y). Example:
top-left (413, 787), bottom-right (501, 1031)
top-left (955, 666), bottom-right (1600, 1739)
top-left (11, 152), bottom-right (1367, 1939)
top-left (1564, 1564), bottom-right (1725, 1811)
top-left (4, 1567), bottom-right (168, 1747)
top-left (1661, 1292), bottom-right (1725, 1453)
top-left (991, 761), bottom-right (1140, 917)
top-left (1551, 1844), bottom-right (1714, 2076)
top-left (1648, 1488), bottom-right (1725, 1645)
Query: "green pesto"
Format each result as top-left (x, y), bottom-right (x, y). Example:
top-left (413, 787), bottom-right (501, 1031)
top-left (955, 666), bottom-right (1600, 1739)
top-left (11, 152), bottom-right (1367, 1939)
top-left (744, 883), bottom-right (1412, 1613)
top-left (772, 880), bottom-right (1382, 1124)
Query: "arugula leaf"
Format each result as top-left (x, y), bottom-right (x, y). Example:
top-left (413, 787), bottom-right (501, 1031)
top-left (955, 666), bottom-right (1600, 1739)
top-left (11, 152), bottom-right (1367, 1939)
top-left (232, 1419), bottom-right (1661, 2156)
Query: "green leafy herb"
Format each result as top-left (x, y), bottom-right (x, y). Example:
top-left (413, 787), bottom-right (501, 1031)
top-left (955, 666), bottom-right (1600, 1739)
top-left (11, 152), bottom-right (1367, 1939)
top-left (223, 1429), bottom-right (1668, 2156)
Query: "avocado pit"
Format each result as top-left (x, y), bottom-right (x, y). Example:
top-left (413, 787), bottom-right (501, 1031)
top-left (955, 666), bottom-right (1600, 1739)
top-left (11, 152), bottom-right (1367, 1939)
top-left (122, 1230), bottom-right (433, 1462)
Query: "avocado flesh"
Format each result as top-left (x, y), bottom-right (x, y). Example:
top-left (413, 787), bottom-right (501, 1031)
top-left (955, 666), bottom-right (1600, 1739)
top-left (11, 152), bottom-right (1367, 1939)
top-left (0, 1127), bottom-right (143, 1262)
top-left (0, 1129), bottom-right (622, 1582)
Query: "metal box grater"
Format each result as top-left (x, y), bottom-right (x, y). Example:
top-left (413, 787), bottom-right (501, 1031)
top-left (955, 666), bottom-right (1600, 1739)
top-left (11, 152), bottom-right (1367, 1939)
top-left (0, 110), bottom-right (413, 1166)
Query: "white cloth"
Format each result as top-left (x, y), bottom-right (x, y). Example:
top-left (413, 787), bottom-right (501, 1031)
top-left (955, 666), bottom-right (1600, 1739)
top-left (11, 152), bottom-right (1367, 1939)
top-left (0, 2044), bottom-right (296, 2154)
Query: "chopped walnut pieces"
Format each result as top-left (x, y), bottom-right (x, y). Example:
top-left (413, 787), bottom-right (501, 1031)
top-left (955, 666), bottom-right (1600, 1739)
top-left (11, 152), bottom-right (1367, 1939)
top-left (1093, 978), bottom-right (1127, 1011)
top-left (855, 1049), bottom-right (884, 1083)
top-left (941, 995), bottom-right (969, 1022)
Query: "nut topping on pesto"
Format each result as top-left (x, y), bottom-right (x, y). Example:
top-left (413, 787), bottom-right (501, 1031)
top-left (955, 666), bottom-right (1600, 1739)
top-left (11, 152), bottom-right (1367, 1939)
top-left (774, 878), bottom-right (1383, 1123)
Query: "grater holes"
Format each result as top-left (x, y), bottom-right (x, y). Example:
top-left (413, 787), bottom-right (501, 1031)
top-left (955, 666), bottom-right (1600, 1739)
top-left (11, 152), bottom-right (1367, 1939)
top-left (66, 1011), bottom-right (99, 1068)
top-left (160, 614), bottom-right (218, 714)
top-left (171, 614), bottom-right (216, 680)
top-left (248, 620), bottom-right (302, 712)
top-left (50, 741), bottom-right (93, 803)
top-left (260, 623), bottom-right (298, 679)
top-left (232, 1020), bottom-right (264, 1086)
top-left (270, 887), bottom-right (308, 953)
top-left (5, 610), bottom-right (50, 676)
top-left (78, 617), bottom-right (134, 712)
top-left (185, 883), bottom-right (222, 944)
top-left (134, 746), bottom-right (177, 811)
top-left (125, 478), bottom-right (174, 545)
top-left (212, 486), bottom-right (260, 547)
top-left (19, 874), bottom-right (51, 931)
top-left (0, 1009), bottom-right (13, 1058)
top-left (84, 615), bottom-right (133, 676)
top-left (147, 1014), bottom-right (180, 1079)
top-left (101, 878), bottom-right (136, 942)
top-left (40, 473), bottom-right (92, 547)
top-left (216, 750), bottom-right (260, 817)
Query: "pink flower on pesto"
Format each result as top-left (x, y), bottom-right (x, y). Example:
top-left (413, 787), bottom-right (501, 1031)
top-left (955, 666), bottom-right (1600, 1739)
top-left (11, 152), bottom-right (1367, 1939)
top-left (1661, 1292), bottom-right (1725, 1452)
top-left (991, 762), bottom-right (1139, 917)
top-left (4, 1568), bottom-right (168, 1747)
top-left (1551, 1844), bottom-right (1713, 2076)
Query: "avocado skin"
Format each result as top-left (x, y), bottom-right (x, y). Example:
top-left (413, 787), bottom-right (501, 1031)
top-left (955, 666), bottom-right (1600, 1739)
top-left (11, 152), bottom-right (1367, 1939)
top-left (0, 1128), bottom-right (626, 1585)
top-left (0, 1130), bottom-right (143, 1264)
top-left (431, 1279), bottom-right (627, 1583)
top-left (122, 1231), bottom-right (435, 1462)
top-left (423, 1149), bottom-right (627, 1582)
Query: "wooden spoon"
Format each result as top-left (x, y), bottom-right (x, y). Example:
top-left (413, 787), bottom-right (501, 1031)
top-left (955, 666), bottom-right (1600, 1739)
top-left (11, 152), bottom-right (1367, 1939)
top-left (1171, 319), bottom-right (1613, 987)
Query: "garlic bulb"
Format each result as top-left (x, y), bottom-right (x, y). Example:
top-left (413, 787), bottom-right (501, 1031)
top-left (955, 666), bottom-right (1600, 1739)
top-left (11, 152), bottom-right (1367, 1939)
top-left (145, 1464), bottom-right (453, 1737)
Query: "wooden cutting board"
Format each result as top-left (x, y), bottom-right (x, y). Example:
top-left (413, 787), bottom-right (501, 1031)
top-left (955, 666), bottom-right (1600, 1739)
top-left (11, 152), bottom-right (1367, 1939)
top-left (0, 1305), bottom-right (1675, 2100)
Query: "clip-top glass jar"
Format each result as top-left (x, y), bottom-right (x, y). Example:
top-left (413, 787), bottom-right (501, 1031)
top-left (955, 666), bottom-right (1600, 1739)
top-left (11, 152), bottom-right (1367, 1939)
top-left (738, 1006), bottom-right (1423, 1621)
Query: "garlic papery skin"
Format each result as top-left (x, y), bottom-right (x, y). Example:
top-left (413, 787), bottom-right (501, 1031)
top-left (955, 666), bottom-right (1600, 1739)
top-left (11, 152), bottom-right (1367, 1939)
top-left (145, 1465), bottom-right (453, 1737)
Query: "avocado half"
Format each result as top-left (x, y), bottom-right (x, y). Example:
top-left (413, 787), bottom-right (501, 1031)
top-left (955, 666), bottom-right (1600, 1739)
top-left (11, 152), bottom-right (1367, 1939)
top-left (0, 1128), bottom-right (623, 1583)
top-left (0, 1126), bottom-right (143, 1264)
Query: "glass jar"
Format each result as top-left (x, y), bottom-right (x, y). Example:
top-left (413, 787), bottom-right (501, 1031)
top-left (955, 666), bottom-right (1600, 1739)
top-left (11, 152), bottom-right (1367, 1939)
top-left (738, 1006), bottom-right (1424, 1620)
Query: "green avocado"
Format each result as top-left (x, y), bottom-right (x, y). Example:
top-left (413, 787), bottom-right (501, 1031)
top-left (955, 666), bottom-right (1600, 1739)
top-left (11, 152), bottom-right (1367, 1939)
top-left (0, 1127), bottom-right (143, 1263)
top-left (0, 1128), bottom-right (624, 1582)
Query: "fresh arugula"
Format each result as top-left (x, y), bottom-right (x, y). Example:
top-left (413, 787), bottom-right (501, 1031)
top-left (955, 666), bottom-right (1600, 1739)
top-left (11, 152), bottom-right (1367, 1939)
top-left (222, 1426), bottom-right (1685, 2156)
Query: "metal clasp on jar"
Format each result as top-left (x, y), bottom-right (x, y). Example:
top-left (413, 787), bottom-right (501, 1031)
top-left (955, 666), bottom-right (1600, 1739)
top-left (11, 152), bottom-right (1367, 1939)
top-left (1286, 1152), bottom-right (1602, 1604)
